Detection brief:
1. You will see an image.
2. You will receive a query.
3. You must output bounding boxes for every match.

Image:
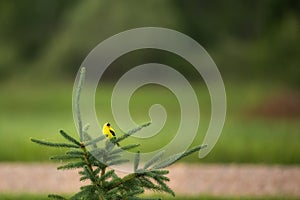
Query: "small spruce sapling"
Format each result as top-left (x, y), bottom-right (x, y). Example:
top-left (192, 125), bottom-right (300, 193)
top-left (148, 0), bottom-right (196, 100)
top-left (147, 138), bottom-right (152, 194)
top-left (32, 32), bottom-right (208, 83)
top-left (31, 67), bottom-right (207, 200)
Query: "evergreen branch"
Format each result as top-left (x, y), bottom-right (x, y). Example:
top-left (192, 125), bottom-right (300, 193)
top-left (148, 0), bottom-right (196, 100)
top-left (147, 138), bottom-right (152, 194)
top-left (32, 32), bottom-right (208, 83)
top-left (32, 103), bottom-right (207, 199)
top-left (105, 140), bottom-right (115, 151)
top-left (107, 169), bottom-right (167, 195)
top-left (74, 67), bottom-right (86, 141)
top-left (149, 169), bottom-right (169, 176)
top-left (139, 177), bottom-right (161, 191)
top-left (107, 159), bottom-right (129, 166)
top-left (83, 165), bottom-right (97, 183)
top-left (79, 175), bottom-right (89, 182)
top-left (59, 130), bottom-right (82, 146)
top-left (178, 144), bottom-right (207, 159)
top-left (50, 154), bottom-right (83, 160)
top-left (100, 167), bottom-right (106, 184)
top-left (82, 130), bottom-right (92, 141)
top-left (66, 150), bottom-right (85, 156)
top-left (152, 153), bottom-right (181, 169)
top-left (134, 151), bottom-right (140, 172)
top-left (120, 143), bottom-right (140, 150)
top-left (110, 144), bottom-right (140, 155)
top-left (93, 160), bottom-right (107, 169)
top-left (83, 123), bottom-right (90, 132)
top-left (80, 144), bottom-right (99, 181)
top-left (156, 179), bottom-right (175, 196)
top-left (84, 135), bottom-right (106, 147)
top-left (115, 122), bottom-right (151, 143)
top-left (124, 188), bottom-right (144, 197)
top-left (153, 144), bottom-right (207, 169)
top-left (82, 131), bottom-right (98, 149)
top-left (90, 148), bottom-right (105, 157)
top-left (79, 169), bottom-right (91, 182)
top-left (70, 185), bottom-right (98, 200)
top-left (108, 173), bottom-right (139, 191)
top-left (105, 154), bottom-right (121, 162)
top-left (57, 161), bottom-right (86, 170)
top-left (155, 175), bottom-right (170, 182)
top-left (99, 169), bottom-right (115, 182)
top-left (70, 189), bottom-right (87, 200)
top-left (93, 167), bottom-right (101, 176)
top-left (79, 177), bottom-right (89, 182)
top-left (105, 187), bottom-right (119, 196)
top-left (79, 143), bottom-right (108, 200)
top-left (30, 138), bottom-right (79, 148)
top-left (143, 150), bottom-right (164, 170)
top-left (151, 174), bottom-right (174, 196)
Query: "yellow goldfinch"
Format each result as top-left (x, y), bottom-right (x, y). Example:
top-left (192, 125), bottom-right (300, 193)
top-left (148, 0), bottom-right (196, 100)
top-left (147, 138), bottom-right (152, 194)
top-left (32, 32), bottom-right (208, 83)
top-left (102, 122), bottom-right (120, 146)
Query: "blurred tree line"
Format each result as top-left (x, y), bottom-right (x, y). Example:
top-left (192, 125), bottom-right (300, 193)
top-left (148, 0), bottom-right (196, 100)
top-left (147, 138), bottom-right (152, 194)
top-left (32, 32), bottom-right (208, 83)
top-left (0, 0), bottom-right (299, 85)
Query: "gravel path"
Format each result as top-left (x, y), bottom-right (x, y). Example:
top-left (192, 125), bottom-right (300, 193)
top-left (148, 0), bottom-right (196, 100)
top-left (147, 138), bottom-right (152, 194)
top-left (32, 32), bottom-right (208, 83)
top-left (0, 163), bottom-right (299, 197)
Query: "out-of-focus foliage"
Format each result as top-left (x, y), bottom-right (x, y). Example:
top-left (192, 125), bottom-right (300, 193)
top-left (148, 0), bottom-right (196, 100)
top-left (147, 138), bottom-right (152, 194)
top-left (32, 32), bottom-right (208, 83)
top-left (32, 0), bottom-right (183, 79)
top-left (0, 0), bottom-right (78, 80)
top-left (176, 0), bottom-right (300, 84)
top-left (0, 0), bottom-right (299, 85)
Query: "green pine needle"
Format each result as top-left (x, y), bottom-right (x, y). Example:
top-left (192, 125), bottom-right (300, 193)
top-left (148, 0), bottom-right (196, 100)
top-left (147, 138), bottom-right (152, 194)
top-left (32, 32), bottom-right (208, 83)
top-left (134, 151), bottom-right (140, 172)
top-left (83, 123), bottom-right (90, 132)
top-left (152, 175), bottom-right (175, 196)
top-left (50, 154), bottom-right (83, 160)
top-left (119, 143), bottom-right (140, 151)
top-left (74, 67), bottom-right (86, 141)
top-left (30, 138), bottom-right (79, 148)
top-left (143, 150), bottom-right (165, 170)
top-left (99, 169), bottom-right (115, 182)
top-left (59, 130), bottom-right (81, 146)
top-left (107, 159), bottom-right (129, 166)
top-left (116, 122), bottom-right (151, 142)
top-left (84, 135), bottom-right (106, 147)
top-left (83, 165), bottom-right (96, 182)
top-left (66, 150), bottom-right (85, 156)
top-left (57, 161), bottom-right (86, 170)
top-left (153, 144), bottom-right (207, 169)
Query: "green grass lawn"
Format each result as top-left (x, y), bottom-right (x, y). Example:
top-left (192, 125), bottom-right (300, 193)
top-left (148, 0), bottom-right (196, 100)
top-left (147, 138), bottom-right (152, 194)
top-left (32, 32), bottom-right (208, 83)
top-left (0, 81), bottom-right (299, 163)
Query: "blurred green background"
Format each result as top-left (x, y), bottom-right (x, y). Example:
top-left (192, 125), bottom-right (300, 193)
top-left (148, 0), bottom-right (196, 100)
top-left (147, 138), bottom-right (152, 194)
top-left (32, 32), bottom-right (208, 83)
top-left (0, 0), bottom-right (299, 164)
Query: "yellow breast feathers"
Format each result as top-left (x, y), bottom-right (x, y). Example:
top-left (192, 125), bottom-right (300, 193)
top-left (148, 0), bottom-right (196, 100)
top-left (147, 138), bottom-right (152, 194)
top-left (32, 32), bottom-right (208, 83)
top-left (102, 122), bottom-right (116, 139)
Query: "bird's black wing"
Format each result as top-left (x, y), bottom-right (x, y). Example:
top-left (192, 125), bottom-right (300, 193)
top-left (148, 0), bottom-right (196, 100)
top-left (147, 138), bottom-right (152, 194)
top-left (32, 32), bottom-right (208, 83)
top-left (109, 129), bottom-right (116, 137)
